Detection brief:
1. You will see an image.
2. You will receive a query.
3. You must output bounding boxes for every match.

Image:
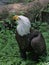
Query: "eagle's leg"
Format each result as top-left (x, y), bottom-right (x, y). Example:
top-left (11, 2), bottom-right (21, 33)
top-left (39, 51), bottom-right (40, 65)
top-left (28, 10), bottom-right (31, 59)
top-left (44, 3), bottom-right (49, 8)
top-left (32, 54), bottom-right (39, 61)
top-left (20, 49), bottom-right (27, 60)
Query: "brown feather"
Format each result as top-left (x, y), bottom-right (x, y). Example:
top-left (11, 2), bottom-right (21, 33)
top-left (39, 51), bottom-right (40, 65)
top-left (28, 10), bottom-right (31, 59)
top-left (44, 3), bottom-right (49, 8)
top-left (15, 28), bottom-right (47, 60)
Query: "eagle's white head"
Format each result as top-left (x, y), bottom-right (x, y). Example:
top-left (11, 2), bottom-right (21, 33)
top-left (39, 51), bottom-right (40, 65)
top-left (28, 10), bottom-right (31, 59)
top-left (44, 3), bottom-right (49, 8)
top-left (13, 15), bottom-right (31, 36)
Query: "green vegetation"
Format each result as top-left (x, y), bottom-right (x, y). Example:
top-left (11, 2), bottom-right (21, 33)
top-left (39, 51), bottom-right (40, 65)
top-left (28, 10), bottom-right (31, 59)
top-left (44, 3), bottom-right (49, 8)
top-left (0, 21), bottom-right (49, 65)
top-left (0, 0), bottom-right (49, 65)
top-left (41, 3), bottom-right (49, 12)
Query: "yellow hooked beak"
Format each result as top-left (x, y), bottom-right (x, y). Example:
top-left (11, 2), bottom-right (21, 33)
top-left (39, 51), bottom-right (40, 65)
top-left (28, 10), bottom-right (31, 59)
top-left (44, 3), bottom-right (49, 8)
top-left (12, 15), bottom-right (19, 21)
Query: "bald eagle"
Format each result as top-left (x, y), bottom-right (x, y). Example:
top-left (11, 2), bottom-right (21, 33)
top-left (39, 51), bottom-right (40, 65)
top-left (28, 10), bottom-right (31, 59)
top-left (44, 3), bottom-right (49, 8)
top-left (13, 15), bottom-right (47, 61)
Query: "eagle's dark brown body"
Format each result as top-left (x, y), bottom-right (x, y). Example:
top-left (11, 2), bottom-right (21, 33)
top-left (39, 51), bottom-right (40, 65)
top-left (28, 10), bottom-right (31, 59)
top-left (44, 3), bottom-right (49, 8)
top-left (15, 29), bottom-right (47, 60)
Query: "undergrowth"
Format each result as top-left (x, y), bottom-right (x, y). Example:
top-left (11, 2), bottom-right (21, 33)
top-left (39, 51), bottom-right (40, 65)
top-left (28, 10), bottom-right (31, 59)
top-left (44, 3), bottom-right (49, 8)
top-left (0, 21), bottom-right (49, 65)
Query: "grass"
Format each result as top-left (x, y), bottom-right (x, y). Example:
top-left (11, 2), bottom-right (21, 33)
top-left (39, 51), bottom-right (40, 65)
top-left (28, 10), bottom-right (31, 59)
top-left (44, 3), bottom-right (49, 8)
top-left (0, 22), bottom-right (49, 65)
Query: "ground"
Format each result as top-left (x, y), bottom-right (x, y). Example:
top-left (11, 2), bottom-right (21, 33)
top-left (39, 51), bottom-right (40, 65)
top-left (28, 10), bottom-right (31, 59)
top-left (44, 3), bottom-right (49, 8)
top-left (0, 22), bottom-right (49, 65)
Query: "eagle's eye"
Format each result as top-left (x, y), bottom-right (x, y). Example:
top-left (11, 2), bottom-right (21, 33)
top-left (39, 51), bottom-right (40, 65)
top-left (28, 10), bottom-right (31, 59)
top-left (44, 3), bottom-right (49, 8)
top-left (12, 15), bottom-right (19, 21)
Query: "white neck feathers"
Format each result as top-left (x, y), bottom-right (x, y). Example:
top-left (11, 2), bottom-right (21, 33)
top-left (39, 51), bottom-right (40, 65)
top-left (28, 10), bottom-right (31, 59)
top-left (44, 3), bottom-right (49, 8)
top-left (16, 16), bottom-right (31, 36)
